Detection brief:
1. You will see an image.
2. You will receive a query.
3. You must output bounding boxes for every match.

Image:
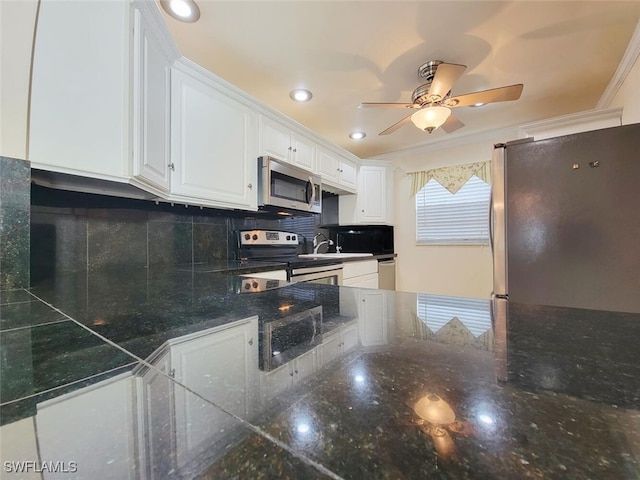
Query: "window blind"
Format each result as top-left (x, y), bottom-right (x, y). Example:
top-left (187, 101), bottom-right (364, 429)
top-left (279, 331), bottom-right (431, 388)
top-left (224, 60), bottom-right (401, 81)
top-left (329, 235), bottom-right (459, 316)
top-left (416, 175), bottom-right (490, 245)
top-left (416, 294), bottom-right (492, 337)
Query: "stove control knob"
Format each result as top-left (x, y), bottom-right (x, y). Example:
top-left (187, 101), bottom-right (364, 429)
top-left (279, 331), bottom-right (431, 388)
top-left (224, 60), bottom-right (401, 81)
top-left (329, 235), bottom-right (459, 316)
top-left (244, 234), bottom-right (250, 240)
top-left (252, 234), bottom-right (258, 240)
top-left (292, 235), bottom-right (297, 241)
top-left (286, 235), bottom-right (291, 241)
top-left (244, 283), bottom-right (251, 290)
top-left (252, 281), bottom-right (259, 289)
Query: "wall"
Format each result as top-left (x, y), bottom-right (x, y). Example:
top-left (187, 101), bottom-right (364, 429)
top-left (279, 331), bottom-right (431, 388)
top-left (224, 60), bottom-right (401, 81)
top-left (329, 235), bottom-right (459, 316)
top-left (0, 1), bottom-right (38, 159)
top-left (391, 135), bottom-right (518, 299)
top-left (611, 55), bottom-right (640, 124)
top-left (390, 48), bottom-right (640, 300)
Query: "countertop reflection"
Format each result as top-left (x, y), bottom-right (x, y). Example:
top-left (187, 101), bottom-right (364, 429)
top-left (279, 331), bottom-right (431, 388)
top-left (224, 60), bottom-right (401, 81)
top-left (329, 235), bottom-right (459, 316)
top-left (1, 269), bottom-right (639, 479)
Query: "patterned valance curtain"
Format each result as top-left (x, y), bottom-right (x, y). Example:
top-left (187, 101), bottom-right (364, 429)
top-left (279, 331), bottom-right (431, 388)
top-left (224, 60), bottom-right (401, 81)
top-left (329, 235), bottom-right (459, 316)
top-left (409, 161), bottom-right (491, 196)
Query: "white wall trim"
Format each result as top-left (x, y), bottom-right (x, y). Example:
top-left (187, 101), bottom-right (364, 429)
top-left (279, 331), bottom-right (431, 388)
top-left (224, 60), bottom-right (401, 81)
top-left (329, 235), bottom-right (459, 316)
top-left (367, 125), bottom-right (520, 161)
top-left (597, 19), bottom-right (640, 109)
top-left (132, 0), bottom-right (181, 63)
top-left (518, 107), bottom-right (622, 139)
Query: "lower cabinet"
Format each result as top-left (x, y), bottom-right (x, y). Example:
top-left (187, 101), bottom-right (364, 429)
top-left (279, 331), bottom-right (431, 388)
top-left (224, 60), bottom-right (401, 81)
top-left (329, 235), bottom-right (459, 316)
top-left (318, 322), bottom-right (358, 365)
top-left (342, 259), bottom-right (379, 289)
top-left (358, 290), bottom-right (389, 346)
top-left (35, 374), bottom-right (139, 480)
top-left (260, 348), bottom-right (317, 401)
top-left (138, 316), bottom-right (258, 472)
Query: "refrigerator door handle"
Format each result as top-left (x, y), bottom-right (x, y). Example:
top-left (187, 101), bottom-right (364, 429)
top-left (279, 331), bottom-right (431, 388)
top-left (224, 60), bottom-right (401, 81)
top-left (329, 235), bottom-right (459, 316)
top-left (489, 190), bottom-right (494, 255)
top-left (492, 144), bottom-right (508, 297)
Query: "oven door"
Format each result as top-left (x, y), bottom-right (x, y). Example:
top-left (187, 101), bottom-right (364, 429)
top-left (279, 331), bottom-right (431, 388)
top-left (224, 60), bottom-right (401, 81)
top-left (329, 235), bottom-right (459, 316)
top-left (290, 264), bottom-right (343, 285)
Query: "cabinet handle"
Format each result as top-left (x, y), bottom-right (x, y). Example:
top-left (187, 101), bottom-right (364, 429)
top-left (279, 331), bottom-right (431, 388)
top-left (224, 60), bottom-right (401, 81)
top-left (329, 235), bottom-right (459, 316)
top-left (361, 209), bottom-right (365, 213)
top-left (247, 183), bottom-right (253, 189)
top-left (288, 146), bottom-right (293, 151)
top-left (293, 148), bottom-right (297, 153)
top-left (168, 163), bottom-right (175, 171)
top-left (289, 372), bottom-right (294, 377)
top-left (169, 368), bottom-right (176, 378)
top-left (294, 369), bottom-right (299, 374)
top-left (248, 338), bottom-right (254, 346)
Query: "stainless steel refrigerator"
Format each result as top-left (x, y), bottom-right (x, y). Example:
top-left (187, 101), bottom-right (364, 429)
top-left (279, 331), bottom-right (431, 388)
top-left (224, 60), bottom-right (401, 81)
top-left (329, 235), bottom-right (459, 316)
top-left (491, 123), bottom-right (640, 314)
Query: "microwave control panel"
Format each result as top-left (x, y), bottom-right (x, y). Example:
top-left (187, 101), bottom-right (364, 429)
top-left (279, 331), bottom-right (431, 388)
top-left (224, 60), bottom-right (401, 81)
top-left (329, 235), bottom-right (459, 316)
top-left (239, 230), bottom-right (299, 246)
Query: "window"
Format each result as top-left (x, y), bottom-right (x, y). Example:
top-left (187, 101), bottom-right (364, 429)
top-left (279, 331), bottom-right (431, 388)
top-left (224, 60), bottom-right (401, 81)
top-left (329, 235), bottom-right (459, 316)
top-left (416, 175), bottom-right (491, 245)
top-left (416, 294), bottom-right (492, 337)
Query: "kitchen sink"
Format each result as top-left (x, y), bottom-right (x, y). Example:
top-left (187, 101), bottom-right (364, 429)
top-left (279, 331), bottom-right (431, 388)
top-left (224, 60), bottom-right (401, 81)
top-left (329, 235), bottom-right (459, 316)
top-left (298, 253), bottom-right (374, 259)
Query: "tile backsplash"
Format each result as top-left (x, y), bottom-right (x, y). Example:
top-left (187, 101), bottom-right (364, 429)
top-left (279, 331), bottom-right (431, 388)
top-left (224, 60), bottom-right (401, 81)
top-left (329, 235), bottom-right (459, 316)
top-left (0, 157), bottom-right (30, 289)
top-left (30, 184), bottom-right (320, 282)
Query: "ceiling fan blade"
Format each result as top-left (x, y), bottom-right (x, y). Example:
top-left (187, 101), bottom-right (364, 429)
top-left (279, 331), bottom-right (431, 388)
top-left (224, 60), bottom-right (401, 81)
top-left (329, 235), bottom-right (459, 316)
top-left (446, 84), bottom-right (524, 108)
top-left (379, 112), bottom-right (414, 135)
top-left (428, 63), bottom-right (466, 100)
top-left (441, 113), bottom-right (465, 134)
top-left (358, 102), bottom-right (417, 109)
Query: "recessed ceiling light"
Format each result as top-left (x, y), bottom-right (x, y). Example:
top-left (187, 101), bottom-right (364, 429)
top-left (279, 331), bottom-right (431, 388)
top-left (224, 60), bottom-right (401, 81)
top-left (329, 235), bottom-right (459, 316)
top-left (349, 131), bottom-right (366, 140)
top-left (289, 89), bottom-right (313, 102)
top-left (160, 0), bottom-right (200, 23)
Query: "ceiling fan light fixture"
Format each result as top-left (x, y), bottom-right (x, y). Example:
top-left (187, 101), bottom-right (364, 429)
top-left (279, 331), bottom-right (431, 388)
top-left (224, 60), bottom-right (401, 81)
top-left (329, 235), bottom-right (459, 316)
top-left (411, 106), bottom-right (451, 133)
top-left (290, 89), bottom-right (313, 102)
top-left (349, 131), bottom-right (366, 140)
top-left (472, 102), bottom-right (486, 107)
top-left (161, 0), bottom-right (200, 22)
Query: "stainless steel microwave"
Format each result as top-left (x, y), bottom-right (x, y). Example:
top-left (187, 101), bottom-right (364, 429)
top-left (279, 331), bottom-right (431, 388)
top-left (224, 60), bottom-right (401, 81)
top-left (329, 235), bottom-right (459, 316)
top-left (257, 157), bottom-right (322, 214)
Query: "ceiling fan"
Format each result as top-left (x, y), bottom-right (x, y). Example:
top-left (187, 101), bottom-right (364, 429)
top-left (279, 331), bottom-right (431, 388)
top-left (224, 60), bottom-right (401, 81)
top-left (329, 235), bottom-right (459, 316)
top-left (358, 60), bottom-right (523, 136)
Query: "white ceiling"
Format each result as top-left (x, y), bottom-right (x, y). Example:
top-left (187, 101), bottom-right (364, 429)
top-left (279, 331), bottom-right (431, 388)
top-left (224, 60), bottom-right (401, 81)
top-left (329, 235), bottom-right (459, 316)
top-left (160, 1), bottom-right (640, 159)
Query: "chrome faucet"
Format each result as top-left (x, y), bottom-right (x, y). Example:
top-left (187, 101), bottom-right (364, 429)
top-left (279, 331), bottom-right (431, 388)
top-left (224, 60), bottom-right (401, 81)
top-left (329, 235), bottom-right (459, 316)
top-left (312, 233), bottom-right (334, 254)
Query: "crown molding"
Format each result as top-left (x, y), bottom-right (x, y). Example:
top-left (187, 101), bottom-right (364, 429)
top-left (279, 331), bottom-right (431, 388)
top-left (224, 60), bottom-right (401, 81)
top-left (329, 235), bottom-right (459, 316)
top-left (366, 125), bottom-right (520, 161)
top-left (597, 19), bottom-right (640, 109)
top-left (518, 108), bottom-right (622, 139)
top-left (133, 0), bottom-right (181, 63)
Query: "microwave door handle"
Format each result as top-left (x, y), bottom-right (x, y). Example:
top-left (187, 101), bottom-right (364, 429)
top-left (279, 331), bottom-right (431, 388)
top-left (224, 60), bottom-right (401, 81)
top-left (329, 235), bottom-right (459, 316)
top-left (306, 177), bottom-right (316, 207)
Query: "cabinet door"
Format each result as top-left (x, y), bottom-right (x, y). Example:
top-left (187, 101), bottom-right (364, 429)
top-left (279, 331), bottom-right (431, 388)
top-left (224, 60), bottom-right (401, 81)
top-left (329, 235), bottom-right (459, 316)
top-left (359, 291), bottom-right (387, 346)
top-left (132, 9), bottom-right (171, 192)
top-left (293, 348), bottom-right (317, 381)
top-left (172, 318), bottom-right (257, 463)
top-left (261, 364), bottom-right (294, 402)
top-left (171, 70), bottom-right (258, 210)
top-left (339, 158), bottom-right (358, 190)
top-left (260, 117), bottom-right (292, 162)
top-left (36, 376), bottom-right (138, 480)
top-left (29, 0), bottom-right (129, 178)
top-left (317, 148), bottom-right (340, 183)
top-left (292, 134), bottom-right (316, 172)
top-left (342, 323), bottom-right (359, 352)
top-left (358, 166), bottom-right (386, 223)
top-left (318, 331), bottom-right (342, 365)
top-left (139, 353), bottom-right (176, 479)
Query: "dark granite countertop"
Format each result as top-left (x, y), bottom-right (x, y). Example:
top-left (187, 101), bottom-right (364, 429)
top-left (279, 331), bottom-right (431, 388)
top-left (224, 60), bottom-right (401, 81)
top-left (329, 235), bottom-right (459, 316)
top-left (1, 269), bottom-right (639, 479)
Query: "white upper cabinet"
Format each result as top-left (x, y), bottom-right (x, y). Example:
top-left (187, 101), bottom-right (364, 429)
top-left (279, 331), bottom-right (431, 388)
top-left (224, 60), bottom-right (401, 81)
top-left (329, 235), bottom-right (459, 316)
top-left (340, 163), bottom-right (393, 225)
top-left (170, 65), bottom-right (258, 210)
top-left (29, 0), bottom-right (130, 179)
top-left (317, 147), bottom-right (357, 192)
top-left (259, 116), bottom-right (316, 172)
top-left (132, 6), bottom-right (176, 193)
